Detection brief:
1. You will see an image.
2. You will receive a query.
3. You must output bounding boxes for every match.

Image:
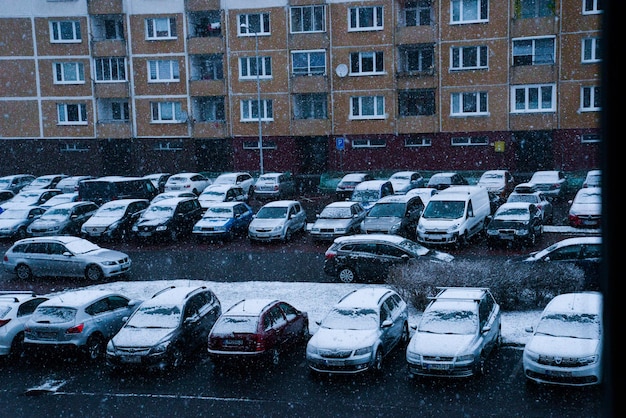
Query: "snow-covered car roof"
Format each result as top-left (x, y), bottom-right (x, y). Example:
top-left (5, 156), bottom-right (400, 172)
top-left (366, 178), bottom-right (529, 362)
top-left (39, 289), bottom-right (128, 308)
top-left (224, 298), bottom-right (279, 316)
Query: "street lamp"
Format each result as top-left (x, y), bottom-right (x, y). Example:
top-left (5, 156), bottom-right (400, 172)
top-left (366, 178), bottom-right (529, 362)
top-left (241, 23), bottom-right (264, 175)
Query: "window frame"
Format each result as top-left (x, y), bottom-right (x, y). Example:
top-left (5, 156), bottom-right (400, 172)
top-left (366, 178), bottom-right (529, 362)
top-left (350, 96), bottom-right (386, 120)
top-left (148, 59), bottom-right (180, 83)
top-left (240, 99), bottom-right (273, 122)
top-left (450, 45), bottom-right (488, 70)
top-left (515, 0), bottom-right (555, 18)
top-left (451, 136), bottom-right (489, 146)
top-left (94, 57), bottom-right (126, 82)
top-left (238, 13), bottom-right (271, 36)
top-left (145, 17), bottom-right (176, 40)
top-left (403, 0), bottom-right (432, 27)
top-left (512, 36), bottom-right (556, 66)
top-left (239, 56), bottom-right (272, 80)
top-left (150, 101), bottom-right (185, 123)
top-left (450, 91), bottom-right (489, 116)
top-left (398, 44), bottom-right (435, 74)
top-left (53, 62), bottom-right (85, 84)
top-left (194, 96), bottom-right (225, 122)
top-left (580, 86), bottom-right (601, 112)
top-left (293, 93), bottom-right (328, 120)
top-left (57, 103), bottom-right (88, 125)
top-left (291, 50), bottom-right (326, 76)
top-left (404, 137), bottom-right (432, 147)
top-left (582, 0), bottom-right (602, 15)
top-left (511, 84), bottom-right (556, 113)
top-left (582, 37), bottom-right (601, 63)
top-left (97, 99), bottom-right (130, 122)
top-left (450, 0), bottom-right (489, 24)
top-left (348, 6), bottom-right (384, 31)
top-left (350, 51), bottom-right (385, 75)
top-left (290, 5), bottom-right (326, 33)
top-left (351, 138), bottom-right (387, 148)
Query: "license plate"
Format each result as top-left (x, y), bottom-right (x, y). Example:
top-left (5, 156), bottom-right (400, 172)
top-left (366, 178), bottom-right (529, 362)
top-left (121, 356), bottom-right (142, 364)
top-left (224, 339), bottom-right (243, 346)
top-left (37, 332), bottom-right (57, 340)
top-left (324, 359), bottom-right (344, 366)
top-left (427, 363), bottom-right (449, 370)
top-left (138, 232), bottom-right (151, 237)
top-left (547, 369), bottom-right (571, 377)
top-left (501, 235), bottom-right (514, 240)
top-left (582, 220), bottom-right (596, 225)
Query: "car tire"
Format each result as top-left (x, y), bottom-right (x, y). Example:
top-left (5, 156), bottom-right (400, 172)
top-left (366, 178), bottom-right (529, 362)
top-left (473, 352), bottom-right (486, 376)
top-left (16, 227), bottom-right (27, 240)
top-left (268, 348), bottom-right (280, 366)
top-left (84, 334), bottom-right (105, 361)
top-left (338, 268), bottom-right (356, 283)
top-left (85, 265), bottom-right (104, 281)
top-left (371, 349), bottom-right (383, 373)
top-left (284, 228), bottom-right (292, 242)
top-left (169, 346), bottom-right (184, 369)
top-left (8, 332), bottom-right (25, 362)
top-left (15, 264), bottom-right (33, 281)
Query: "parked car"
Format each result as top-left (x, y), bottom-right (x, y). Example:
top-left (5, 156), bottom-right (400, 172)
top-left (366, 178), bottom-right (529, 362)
top-left (207, 299), bottom-right (309, 366)
top-left (309, 201), bottom-right (367, 242)
top-left (78, 176), bottom-right (158, 206)
top-left (131, 197), bottom-right (203, 242)
top-left (22, 174), bottom-right (68, 191)
top-left (2, 235), bottom-right (132, 281)
top-left (252, 172), bottom-right (296, 200)
top-left (426, 172), bottom-right (469, 191)
top-left (142, 173), bottom-right (171, 193)
top-left (81, 199), bottom-right (150, 241)
top-left (350, 180), bottom-right (394, 211)
top-left (568, 186), bottom-right (601, 228)
top-left (198, 184), bottom-right (246, 211)
top-left (38, 192), bottom-right (79, 211)
top-left (27, 201), bottom-right (98, 237)
top-left (0, 190), bottom-right (15, 205)
top-left (24, 289), bottom-right (142, 361)
top-left (335, 173), bottom-right (375, 200)
top-left (485, 202), bottom-right (543, 248)
top-left (477, 170), bottom-right (515, 199)
top-left (506, 185), bottom-right (554, 224)
top-left (163, 172), bottom-right (212, 196)
top-left (55, 175), bottom-right (95, 194)
top-left (405, 187), bottom-right (438, 205)
top-left (306, 287), bottom-right (409, 375)
top-left (523, 291), bottom-right (603, 387)
top-left (0, 207), bottom-right (45, 240)
top-left (0, 188), bottom-right (63, 213)
top-left (151, 191), bottom-right (197, 204)
top-left (406, 287), bottom-right (502, 378)
top-left (193, 201), bottom-right (254, 241)
top-left (360, 194), bottom-right (424, 240)
top-left (388, 171), bottom-right (425, 194)
top-left (212, 172), bottom-right (255, 197)
top-left (323, 234), bottom-right (454, 283)
top-left (106, 285), bottom-right (222, 371)
top-left (0, 174), bottom-right (36, 194)
top-left (0, 291), bottom-right (49, 360)
top-left (248, 200), bottom-right (306, 242)
top-left (528, 170), bottom-right (568, 200)
top-left (582, 169), bottom-right (601, 188)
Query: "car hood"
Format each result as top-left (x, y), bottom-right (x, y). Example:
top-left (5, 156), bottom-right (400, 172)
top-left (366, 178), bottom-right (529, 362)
top-left (390, 181), bottom-right (410, 192)
top-left (525, 335), bottom-right (600, 358)
top-left (83, 216), bottom-right (122, 228)
top-left (312, 218), bottom-right (353, 229)
top-left (407, 332), bottom-right (475, 357)
top-left (419, 218), bottom-right (461, 229)
top-left (362, 217), bottom-right (401, 229)
top-left (29, 219), bottom-right (69, 228)
top-left (0, 219), bottom-right (24, 228)
top-left (250, 219), bottom-right (286, 228)
top-left (309, 327), bottom-right (378, 350)
top-left (196, 218), bottom-right (231, 227)
top-left (112, 327), bottom-right (175, 348)
top-left (89, 248), bottom-right (130, 260)
top-left (135, 218), bottom-right (170, 227)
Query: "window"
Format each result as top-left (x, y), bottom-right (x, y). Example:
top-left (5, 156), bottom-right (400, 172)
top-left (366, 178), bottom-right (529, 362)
top-left (50, 21), bottom-right (82, 43)
top-left (403, 0), bottom-right (432, 26)
top-left (352, 138), bottom-right (386, 148)
top-left (290, 5), bottom-right (325, 33)
top-left (581, 86), bottom-right (601, 111)
top-left (451, 0), bottom-right (488, 24)
top-left (581, 134), bottom-right (600, 143)
top-left (155, 142), bottom-right (183, 151)
top-left (512, 37), bottom-right (555, 65)
top-left (451, 45), bottom-right (488, 70)
top-left (515, 0), bottom-right (555, 18)
top-left (398, 44), bottom-right (434, 74)
top-left (94, 58), bottom-right (126, 82)
top-left (451, 92), bottom-right (488, 116)
top-left (350, 96), bottom-right (385, 119)
top-left (148, 60), bottom-right (180, 82)
top-left (399, 89), bottom-right (436, 116)
top-left (151, 102), bottom-right (184, 123)
top-left (451, 136), bottom-right (488, 146)
top-left (53, 62), bottom-right (84, 84)
top-left (243, 140), bottom-right (276, 150)
top-left (583, 0), bottom-right (602, 14)
top-left (582, 38), bottom-right (601, 63)
top-left (241, 99), bottom-right (273, 121)
top-left (292, 50), bottom-right (326, 76)
top-left (350, 51), bottom-right (384, 75)
top-left (190, 54), bottom-right (223, 80)
top-left (194, 97), bottom-right (225, 122)
top-left (293, 93), bottom-right (327, 120)
top-left (349, 6), bottom-right (383, 31)
top-left (97, 99), bottom-right (129, 122)
top-left (57, 103), bottom-right (87, 125)
top-left (511, 84), bottom-right (556, 113)
top-left (146, 17), bottom-right (176, 39)
top-left (104, 18), bottom-right (124, 40)
top-left (405, 137), bottom-right (432, 147)
top-left (91, 16), bottom-right (124, 41)
top-left (239, 13), bottom-right (270, 35)
top-left (239, 56), bottom-right (272, 79)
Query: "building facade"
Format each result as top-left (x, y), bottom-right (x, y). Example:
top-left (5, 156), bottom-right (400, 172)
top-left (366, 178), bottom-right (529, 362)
top-left (0, 0), bottom-right (602, 177)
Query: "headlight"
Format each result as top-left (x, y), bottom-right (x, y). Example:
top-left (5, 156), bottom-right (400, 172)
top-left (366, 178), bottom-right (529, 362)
top-left (156, 225), bottom-right (167, 231)
top-left (335, 227), bottom-right (347, 233)
top-left (447, 222), bottom-right (461, 233)
top-left (306, 343), bottom-right (318, 356)
top-left (417, 224), bottom-right (425, 232)
top-left (390, 222), bottom-right (402, 234)
top-left (106, 340), bottom-right (115, 354)
top-left (406, 350), bottom-right (422, 363)
top-left (354, 346), bottom-right (373, 356)
top-left (272, 224), bottom-right (283, 232)
top-left (457, 353), bottom-right (474, 362)
top-left (524, 348), bottom-right (539, 362)
top-left (150, 340), bottom-right (170, 354)
top-left (578, 354), bottom-right (599, 366)
top-left (517, 229), bottom-right (529, 236)
top-left (486, 229), bottom-right (497, 236)
top-left (101, 260), bottom-right (117, 266)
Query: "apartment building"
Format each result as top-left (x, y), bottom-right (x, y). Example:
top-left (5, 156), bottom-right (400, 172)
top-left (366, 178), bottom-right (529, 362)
top-left (0, 0), bottom-right (602, 177)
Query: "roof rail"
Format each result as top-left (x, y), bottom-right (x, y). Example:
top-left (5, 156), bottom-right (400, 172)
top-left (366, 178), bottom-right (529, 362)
top-left (151, 286), bottom-right (176, 298)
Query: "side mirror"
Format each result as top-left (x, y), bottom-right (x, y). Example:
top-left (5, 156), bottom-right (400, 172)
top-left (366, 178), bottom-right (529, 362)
top-left (381, 320), bottom-right (393, 329)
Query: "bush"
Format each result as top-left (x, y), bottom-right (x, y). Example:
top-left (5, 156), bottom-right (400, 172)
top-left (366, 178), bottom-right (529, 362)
top-left (387, 259), bottom-right (589, 311)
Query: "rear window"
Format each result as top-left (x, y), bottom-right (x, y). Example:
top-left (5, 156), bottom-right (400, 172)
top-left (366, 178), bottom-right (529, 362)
top-left (212, 315), bottom-right (258, 333)
top-left (32, 306), bottom-right (77, 323)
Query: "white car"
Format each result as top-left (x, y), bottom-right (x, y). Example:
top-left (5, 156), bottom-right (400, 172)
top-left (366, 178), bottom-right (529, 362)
top-left (164, 172), bottom-right (212, 195)
top-left (528, 170), bottom-right (568, 200)
top-left (248, 200), bottom-right (306, 242)
top-left (198, 184), bottom-right (246, 210)
top-left (212, 172), bottom-right (255, 197)
top-left (388, 171), bottom-right (425, 194)
top-left (523, 292), bottom-right (603, 387)
top-left (405, 187), bottom-right (438, 205)
top-left (476, 170), bottom-right (515, 199)
top-left (0, 291), bottom-right (49, 360)
top-left (568, 186), bottom-right (601, 228)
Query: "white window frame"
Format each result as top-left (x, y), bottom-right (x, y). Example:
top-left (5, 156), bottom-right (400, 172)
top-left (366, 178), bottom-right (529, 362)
top-left (511, 84), bottom-right (556, 113)
top-left (450, 0), bottom-right (489, 24)
top-left (582, 0), bottom-right (602, 14)
top-left (94, 57), bottom-right (126, 82)
top-left (348, 6), bottom-right (384, 31)
top-left (403, 0), bottom-right (432, 27)
top-left (581, 134), bottom-right (601, 143)
top-left (404, 137), bottom-right (432, 147)
top-left (350, 96), bottom-right (386, 120)
top-left (580, 86), bottom-right (601, 112)
top-left (582, 38), bottom-right (601, 63)
top-left (516, 0), bottom-right (555, 18)
top-left (239, 56), bottom-right (272, 79)
top-left (290, 5), bottom-right (326, 33)
top-left (148, 60), bottom-right (180, 83)
top-left (238, 13), bottom-right (271, 36)
top-left (145, 17), bottom-right (176, 40)
top-left (291, 50), bottom-right (326, 76)
top-left (512, 36), bottom-right (556, 66)
top-left (57, 103), bottom-right (87, 125)
top-left (241, 99), bottom-right (273, 122)
top-left (450, 92), bottom-right (488, 116)
top-left (450, 45), bottom-right (488, 70)
top-left (451, 136), bottom-right (489, 146)
top-left (151, 101), bottom-right (184, 123)
top-left (352, 138), bottom-right (386, 148)
top-left (350, 51), bottom-right (385, 75)
top-left (53, 62), bottom-right (85, 84)
top-left (50, 21), bottom-right (82, 43)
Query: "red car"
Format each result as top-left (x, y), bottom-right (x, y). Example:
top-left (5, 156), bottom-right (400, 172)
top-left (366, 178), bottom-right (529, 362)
top-left (207, 299), bottom-right (309, 366)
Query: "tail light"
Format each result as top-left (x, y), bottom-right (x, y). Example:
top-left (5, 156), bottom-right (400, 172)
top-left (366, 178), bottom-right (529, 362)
top-left (253, 334), bottom-right (266, 352)
top-left (0, 319), bottom-right (11, 328)
top-left (66, 323), bottom-right (84, 334)
top-left (325, 249), bottom-right (337, 260)
top-left (273, 185), bottom-right (279, 191)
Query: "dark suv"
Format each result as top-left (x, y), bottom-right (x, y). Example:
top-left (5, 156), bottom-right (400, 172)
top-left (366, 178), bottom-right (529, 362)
top-left (360, 194), bottom-right (424, 240)
top-left (131, 197), bottom-right (203, 242)
top-left (78, 176), bottom-right (158, 206)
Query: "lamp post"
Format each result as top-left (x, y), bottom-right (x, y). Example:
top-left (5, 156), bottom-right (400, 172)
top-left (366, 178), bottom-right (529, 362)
top-left (241, 23), bottom-right (264, 175)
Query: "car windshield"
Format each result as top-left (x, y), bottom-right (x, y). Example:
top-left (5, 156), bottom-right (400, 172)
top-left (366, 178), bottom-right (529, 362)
top-left (368, 203), bottom-right (404, 217)
top-left (65, 239), bottom-right (101, 254)
top-left (319, 207), bottom-right (352, 219)
top-left (321, 308), bottom-right (378, 330)
top-left (256, 206), bottom-right (287, 219)
top-left (212, 315), bottom-right (258, 333)
top-left (422, 201), bottom-right (465, 219)
top-left (96, 204), bottom-right (127, 218)
top-left (351, 189), bottom-right (380, 203)
top-left (9, 192), bottom-right (42, 204)
top-left (214, 175), bottom-right (236, 185)
top-left (507, 194), bottom-right (537, 204)
top-left (390, 174), bottom-right (410, 180)
top-left (0, 208), bottom-right (30, 219)
top-left (32, 306), bottom-right (77, 323)
top-left (575, 190), bottom-right (601, 204)
top-left (40, 208), bottom-right (70, 220)
top-left (396, 239), bottom-right (431, 256)
top-left (204, 207), bottom-right (234, 218)
top-left (199, 191), bottom-right (225, 201)
top-left (126, 305), bottom-right (181, 329)
top-left (418, 306), bottom-right (478, 335)
top-left (27, 178), bottom-right (52, 188)
top-left (535, 313), bottom-right (601, 340)
top-left (44, 195), bottom-right (75, 206)
top-left (495, 207), bottom-right (529, 219)
top-left (143, 205), bottom-right (175, 220)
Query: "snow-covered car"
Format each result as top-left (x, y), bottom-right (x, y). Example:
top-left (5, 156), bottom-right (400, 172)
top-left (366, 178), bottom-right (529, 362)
top-left (582, 169), bottom-right (601, 188)
top-left (335, 172), bottom-right (374, 200)
top-left (477, 170), bottom-right (515, 199)
top-left (38, 192), bottom-right (79, 211)
top-left (506, 185), bottom-right (553, 224)
top-left (523, 291), bottom-right (603, 387)
top-left (388, 171), bottom-right (425, 194)
top-left (131, 197), bottom-right (203, 242)
top-left (248, 200), bottom-right (306, 242)
top-left (21, 174), bottom-right (68, 191)
top-left (150, 191), bottom-right (197, 204)
top-left (406, 287), bottom-right (502, 378)
top-left (405, 187), bottom-right (438, 205)
top-left (360, 193), bottom-right (424, 240)
top-left (55, 175), bottom-right (95, 194)
top-left (198, 184), bottom-right (246, 210)
top-left (26, 201), bottom-right (98, 236)
top-left (425, 172), bottom-right (469, 191)
top-left (568, 187), bottom-right (601, 228)
top-left (0, 188), bottom-right (62, 213)
top-left (164, 172), bottom-right (212, 196)
top-left (350, 180), bottom-right (394, 212)
top-left (0, 207), bottom-right (45, 240)
top-left (0, 291), bottom-right (49, 360)
top-left (142, 173), bottom-right (171, 193)
top-left (528, 170), bottom-right (568, 200)
top-left (306, 287), bottom-right (409, 375)
top-left (193, 201), bottom-right (254, 241)
top-left (309, 201), bottom-right (367, 242)
top-left (485, 202), bottom-right (543, 247)
top-left (252, 172), bottom-right (296, 200)
top-left (212, 172), bottom-right (255, 197)
top-left (81, 199), bottom-right (150, 241)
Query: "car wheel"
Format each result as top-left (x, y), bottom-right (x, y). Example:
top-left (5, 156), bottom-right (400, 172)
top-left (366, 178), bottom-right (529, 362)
top-left (455, 233), bottom-right (468, 249)
top-left (371, 349), bottom-right (383, 373)
top-left (8, 332), bottom-right (25, 361)
top-left (169, 346), bottom-right (184, 369)
top-left (400, 322), bottom-right (410, 346)
top-left (170, 229), bottom-right (178, 242)
top-left (85, 334), bottom-right (105, 361)
top-left (473, 352), bottom-right (486, 376)
top-left (284, 228), bottom-right (292, 241)
top-left (527, 231), bottom-right (536, 247)
top-left (338, 268), bottom-right (356, 283)
top-left (85, 265), bottom-right (104, 281)
top-left (15, 264), bottom-right (33, 281)
top-left (268, 348), bottom-right (280, 366)
top-left (16, 227), bottom-right (27, 240)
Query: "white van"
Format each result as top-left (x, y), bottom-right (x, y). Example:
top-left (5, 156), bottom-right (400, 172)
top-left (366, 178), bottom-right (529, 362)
top-left (416, 185), bottom-right (491, 246)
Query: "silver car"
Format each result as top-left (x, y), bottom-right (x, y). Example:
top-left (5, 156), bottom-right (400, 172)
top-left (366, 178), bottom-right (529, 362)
top-left (0, 291), bottom-right (49, 360)
top-left (309, 201), bottom-right (367, 242)
top-left (248, 200), bottom-right (306, 242)
top-left (0, 207), bottom-right (45, 240)
top-left (2, 236), bottom-right (132, 281)
top-left (24, 289), bottom-right (142, 361)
